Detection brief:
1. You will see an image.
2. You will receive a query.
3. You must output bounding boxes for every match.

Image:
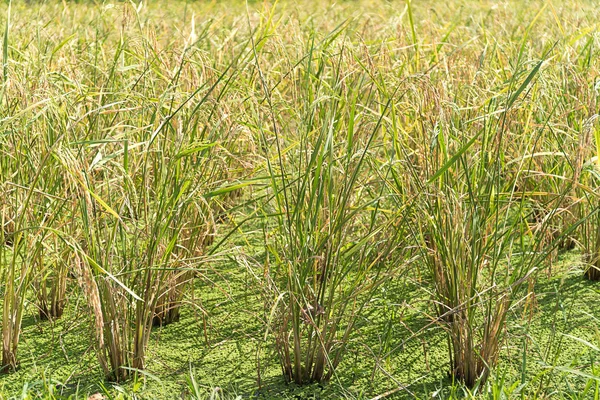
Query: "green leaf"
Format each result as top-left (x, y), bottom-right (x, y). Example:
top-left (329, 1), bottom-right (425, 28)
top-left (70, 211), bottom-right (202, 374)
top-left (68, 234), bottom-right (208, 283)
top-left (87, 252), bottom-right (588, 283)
top-left (506, 60), bottom-right (543, 109)
top-left (204, 177), bottom-right (268, 198)
top-left (175, 142), bottom-right (217, 159)
top-left (427, 130), bottom-right (483, 183)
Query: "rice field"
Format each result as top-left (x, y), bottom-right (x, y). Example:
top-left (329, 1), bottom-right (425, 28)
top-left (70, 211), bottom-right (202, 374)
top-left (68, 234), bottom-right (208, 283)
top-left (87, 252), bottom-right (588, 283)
top-left (1, 0), bottom-right (600, 398)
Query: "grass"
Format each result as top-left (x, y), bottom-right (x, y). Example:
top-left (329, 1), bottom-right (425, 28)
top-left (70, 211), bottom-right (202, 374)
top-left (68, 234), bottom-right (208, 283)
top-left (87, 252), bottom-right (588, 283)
top-left (2, 0), bottom-right (600, 398)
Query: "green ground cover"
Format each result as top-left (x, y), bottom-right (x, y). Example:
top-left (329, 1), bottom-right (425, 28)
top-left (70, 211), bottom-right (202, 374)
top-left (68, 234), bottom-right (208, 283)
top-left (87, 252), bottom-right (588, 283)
top-left (2, 233), bottom-right (600, 399)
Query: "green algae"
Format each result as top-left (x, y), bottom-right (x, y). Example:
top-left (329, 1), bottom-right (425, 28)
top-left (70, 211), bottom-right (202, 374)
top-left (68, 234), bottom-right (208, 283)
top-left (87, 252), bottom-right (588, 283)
top-left (2, 242), bottom-right (600, 399)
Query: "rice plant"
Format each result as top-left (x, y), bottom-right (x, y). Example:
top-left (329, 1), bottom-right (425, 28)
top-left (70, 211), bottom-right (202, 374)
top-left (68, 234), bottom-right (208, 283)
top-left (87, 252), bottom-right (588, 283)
top-left (388, 52), bottom-right (574, 387)
top-left (34, 237), bottom-right (68, 321)
top-left (0, 137), bottom-right (64, 371)
top-left (578, 117), bottom-right (600, 280)
top-left (256, 27), bottom-right (411, 383)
